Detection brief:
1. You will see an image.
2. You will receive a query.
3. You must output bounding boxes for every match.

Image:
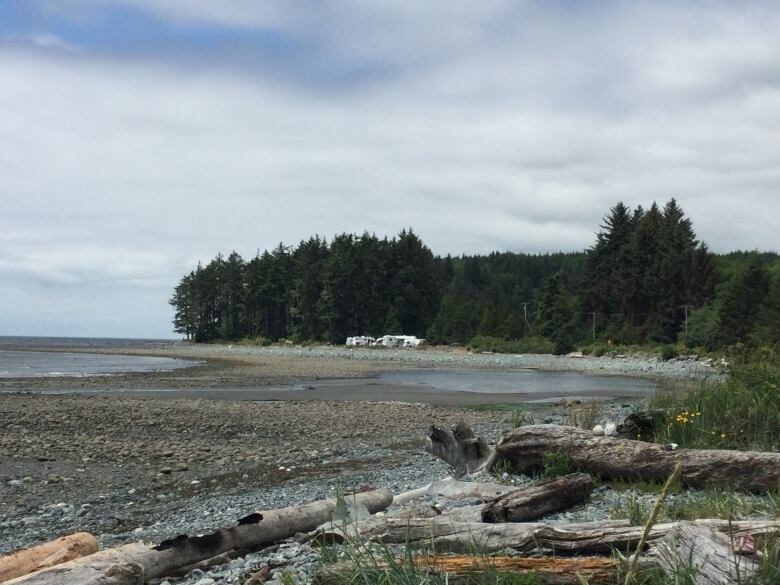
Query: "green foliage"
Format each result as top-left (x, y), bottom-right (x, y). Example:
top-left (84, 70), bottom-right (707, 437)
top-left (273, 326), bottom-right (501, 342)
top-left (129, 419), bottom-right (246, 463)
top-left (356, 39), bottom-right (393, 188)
top-left (717, 255), bottom-right (771, 346)
top-left (171, 201), bottom-right (777, 352)
top-left (583, 199), bottom-right (717, 344)
top-left (609, 491), bottom-right (653, 526)
top-left (467, 336), bottom-right (554, 354)
top-left (610, 487), bottom-right (780, 526)
top-left (650, 365), bottom-right (780, 451)
top-left (659, 345), bottom-right (678, 361)
top-left (541, 451), bottom-right (573, 479)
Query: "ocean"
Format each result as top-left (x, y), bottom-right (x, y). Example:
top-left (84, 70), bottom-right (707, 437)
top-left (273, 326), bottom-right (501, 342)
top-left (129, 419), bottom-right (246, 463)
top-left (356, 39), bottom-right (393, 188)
top-left (0, 336), bottom-right (191, 378)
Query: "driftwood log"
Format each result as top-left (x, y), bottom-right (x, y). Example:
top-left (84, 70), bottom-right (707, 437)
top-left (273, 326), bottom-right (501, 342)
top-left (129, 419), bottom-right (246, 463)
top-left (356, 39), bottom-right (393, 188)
top-left (647, 524), bottom-right (761, 585)
top-left (426, 479), bottom-right (518, 501)
top-left (316, 516), bottom-right (780, 554)
top-left (425, 423), bottom-right (491, 476)
top-left (494, 424), bottom-right (780, 491)
top-left (481, 473), bottom-right (593, 523)
top-left (315, 555), bottom-right (621, 585)
top-left (6, 489), bottom-right (393, 585)
top-left (0, 533), bottom-right (99, 583)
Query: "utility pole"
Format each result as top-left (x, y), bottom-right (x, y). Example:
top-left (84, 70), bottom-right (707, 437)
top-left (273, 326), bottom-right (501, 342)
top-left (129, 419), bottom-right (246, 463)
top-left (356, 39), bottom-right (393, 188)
top-left (521, 302), bottom-right (529, 336)
top-left (592, 311), bottom-right (597, 342)
top-left (681, 305), bottom-right (689, 340)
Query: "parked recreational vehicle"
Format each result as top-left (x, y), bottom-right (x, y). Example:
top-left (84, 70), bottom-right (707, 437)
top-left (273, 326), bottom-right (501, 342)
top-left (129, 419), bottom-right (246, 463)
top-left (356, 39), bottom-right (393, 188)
top-left (345, 336), bottom-right (375, 346)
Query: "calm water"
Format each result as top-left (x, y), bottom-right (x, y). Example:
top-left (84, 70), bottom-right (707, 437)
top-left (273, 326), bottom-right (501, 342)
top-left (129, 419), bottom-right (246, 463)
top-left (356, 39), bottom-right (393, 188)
top-left (0, 350), bottom-right (193, 378)
top-left (378, 369), bottom-right (656, 400)
top-left (0, 336), bottom-right (173, 349)
top-left (0, 337), bottom-right (193, 378)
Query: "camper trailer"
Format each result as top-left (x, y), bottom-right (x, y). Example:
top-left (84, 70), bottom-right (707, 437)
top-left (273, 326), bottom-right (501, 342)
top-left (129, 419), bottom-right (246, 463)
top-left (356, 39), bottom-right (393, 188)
top-left (346, 336), bottom-right (375, 347)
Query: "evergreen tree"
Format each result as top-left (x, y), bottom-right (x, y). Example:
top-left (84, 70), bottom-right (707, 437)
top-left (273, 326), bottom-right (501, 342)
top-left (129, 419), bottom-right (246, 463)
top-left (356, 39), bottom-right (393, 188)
top-left (290, 236), bottom-right (329, 340)
top-left (534, 272), bottom-right (577, 354)
top-left (717, 256), bottom-right (771, 346)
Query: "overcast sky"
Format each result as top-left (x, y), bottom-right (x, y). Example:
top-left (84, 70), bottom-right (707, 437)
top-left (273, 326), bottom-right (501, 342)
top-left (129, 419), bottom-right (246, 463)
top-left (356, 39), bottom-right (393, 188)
top-left (1, 1), bottom-right (779, 338)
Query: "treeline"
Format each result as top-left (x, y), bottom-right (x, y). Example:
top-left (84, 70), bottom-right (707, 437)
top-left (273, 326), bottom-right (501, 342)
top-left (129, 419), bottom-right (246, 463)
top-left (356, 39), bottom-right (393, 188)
top-left (170, 199), bottom-right (780, 353)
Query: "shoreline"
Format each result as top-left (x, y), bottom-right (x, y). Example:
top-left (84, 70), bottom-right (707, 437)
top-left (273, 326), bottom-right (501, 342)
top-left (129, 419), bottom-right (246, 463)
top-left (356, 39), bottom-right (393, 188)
top-left (0, 342), bottom-right (715, 394)
top-left (0, 341), bottom-right (702, 557)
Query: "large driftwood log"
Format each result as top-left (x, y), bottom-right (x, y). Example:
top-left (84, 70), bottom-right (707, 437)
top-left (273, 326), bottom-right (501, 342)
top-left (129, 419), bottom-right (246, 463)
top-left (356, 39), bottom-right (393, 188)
top-left (494, 424), bottom-right (780, 491)
top-left (6, 489), bottom-right (393, 585)
top-left (647, 524), bottom-right (760, 585)
top-left (425, 423), bottom-right (491, 477)
top-left (317, 516), bottom-right (780, 554)
top-left (315, 556), bottom-right (620, 585)
top-left (481, 473), bottom-right (593, 523)
top-left (0, 533), bottom-right (99, 583)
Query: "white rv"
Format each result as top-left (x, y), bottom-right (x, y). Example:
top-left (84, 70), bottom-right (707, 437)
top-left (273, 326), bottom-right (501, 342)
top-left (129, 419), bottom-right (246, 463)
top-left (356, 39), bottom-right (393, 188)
top-left (346, 336), bottom-right (375, 347)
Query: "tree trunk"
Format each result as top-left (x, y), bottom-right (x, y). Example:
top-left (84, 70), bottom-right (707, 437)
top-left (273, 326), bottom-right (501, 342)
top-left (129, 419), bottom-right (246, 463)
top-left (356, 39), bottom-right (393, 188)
top-left (494, 424), bottom-right (780, 491)
top-left (316, 516), bottom-right (780, 555)
top-left (0, 533), bottom-right (98, 583)
top-left (481, 473), bottom-right (593, 523)
top-left (647, 524), bottom-right (760, 585)
top-left (5, 489), bottom-right (392, 585)
top-left (425, 422), bottom-right (491, 477)
top-left (314, 555), bottom-right (620, 585)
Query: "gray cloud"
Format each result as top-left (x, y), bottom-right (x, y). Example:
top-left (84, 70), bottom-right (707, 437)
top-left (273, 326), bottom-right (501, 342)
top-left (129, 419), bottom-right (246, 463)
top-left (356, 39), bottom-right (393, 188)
top-left (2, 1), bottom-right (780, 336)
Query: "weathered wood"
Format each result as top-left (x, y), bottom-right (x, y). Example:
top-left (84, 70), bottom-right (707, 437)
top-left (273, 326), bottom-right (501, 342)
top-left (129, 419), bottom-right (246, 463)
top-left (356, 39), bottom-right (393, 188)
top-left (0, 533), bottom-right (99, 583)
top-left (494, 424), bottom-right (780, 491)
top-left (318, 516), bottom-right (780, 555)
top-left (314, 555), bottom-right (620, 585)
top-left (166, 550), bottom-right (241, 578)
top-left (425, 422), bottom-right (491, 477)
top-left (6, 489), bottom-right (393, 585)
top-left (4, 561), bottom-right (144, 585)
top-left (647, 524), bottom-right (760, 585)
top-left (243, 565), bottom-right (271, 585)
top-left (481, 473), bottom-right (593, 523)
top-left (426, 479), bottom-right (518, 501)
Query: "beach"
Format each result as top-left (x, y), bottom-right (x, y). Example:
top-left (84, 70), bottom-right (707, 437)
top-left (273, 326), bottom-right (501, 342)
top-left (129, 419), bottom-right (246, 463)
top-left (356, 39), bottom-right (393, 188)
top-left (0, 342), bottom-right (704, 555)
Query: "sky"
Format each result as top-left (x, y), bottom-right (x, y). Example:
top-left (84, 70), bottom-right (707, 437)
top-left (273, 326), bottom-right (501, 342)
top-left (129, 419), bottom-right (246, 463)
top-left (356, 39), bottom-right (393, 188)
top-left (1, 1), bottom-right (780, 338)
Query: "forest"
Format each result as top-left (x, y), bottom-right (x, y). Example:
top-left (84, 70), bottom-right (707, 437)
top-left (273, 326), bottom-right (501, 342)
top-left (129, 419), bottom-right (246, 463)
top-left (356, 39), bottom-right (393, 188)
top-left (170, 199), bottom-right (780, 354)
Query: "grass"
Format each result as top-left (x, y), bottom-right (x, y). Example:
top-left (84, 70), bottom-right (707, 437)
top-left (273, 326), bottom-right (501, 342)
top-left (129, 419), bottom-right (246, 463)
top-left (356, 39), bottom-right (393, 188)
top-left (540, 451), bottom-right (573, 479)
top-left (566, 401), bottom-right (601, 430)
top-left (649, 364), bottom-right (780, 451)
top-left (609, 488), bottom-right (780, 525)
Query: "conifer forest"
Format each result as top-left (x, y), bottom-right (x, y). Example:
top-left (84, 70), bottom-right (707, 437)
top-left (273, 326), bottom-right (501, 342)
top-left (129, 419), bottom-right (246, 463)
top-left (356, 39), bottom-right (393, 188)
top-left (170, 199), bottom-right (780, 353)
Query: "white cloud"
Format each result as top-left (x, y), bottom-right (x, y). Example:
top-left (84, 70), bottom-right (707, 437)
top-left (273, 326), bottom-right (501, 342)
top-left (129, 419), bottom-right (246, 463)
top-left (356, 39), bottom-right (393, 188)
top-left (2, 1), bottom-right (780, 336)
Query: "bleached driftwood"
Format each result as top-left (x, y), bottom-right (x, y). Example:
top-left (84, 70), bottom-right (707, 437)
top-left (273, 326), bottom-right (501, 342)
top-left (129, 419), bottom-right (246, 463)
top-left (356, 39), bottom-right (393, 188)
top-left (313, 516), bottom-right (780, 555)
top-left (0, 532), bottom-right (99, 583)
top-left (425, 422), bottom-right (491, 477)
top-left (647, 524), bottom-right (761, 585)
top-left (6, 489), bottom-right (393, 585)
top-left (425, 479), bottom-right (518, 501)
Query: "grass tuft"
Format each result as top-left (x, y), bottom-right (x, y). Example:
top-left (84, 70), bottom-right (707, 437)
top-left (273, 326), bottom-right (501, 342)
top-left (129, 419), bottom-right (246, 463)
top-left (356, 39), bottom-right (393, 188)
top-left (649, 364), bottom-right (780, 451)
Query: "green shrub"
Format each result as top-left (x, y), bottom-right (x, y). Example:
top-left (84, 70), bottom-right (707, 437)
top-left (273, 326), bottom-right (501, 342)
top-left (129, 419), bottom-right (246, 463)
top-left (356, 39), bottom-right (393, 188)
top-left (467, 336), bottom-right (554, 354)
top-left (650, 365), bottom-right (780, 451)
top-left (659, 344), bottom-right (678, 361)
top-left (541, 451), bottom-right (573, 479)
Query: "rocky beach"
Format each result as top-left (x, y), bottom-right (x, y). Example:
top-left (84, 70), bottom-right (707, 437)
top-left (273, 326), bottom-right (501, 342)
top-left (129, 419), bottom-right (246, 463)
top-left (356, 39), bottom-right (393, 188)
top-left (0, 343), bottom-right (722, 583)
